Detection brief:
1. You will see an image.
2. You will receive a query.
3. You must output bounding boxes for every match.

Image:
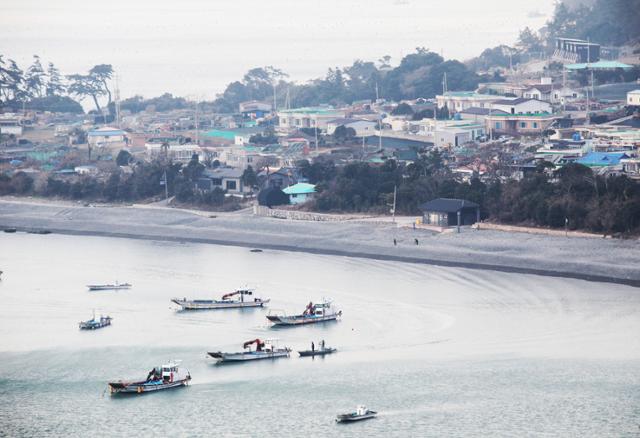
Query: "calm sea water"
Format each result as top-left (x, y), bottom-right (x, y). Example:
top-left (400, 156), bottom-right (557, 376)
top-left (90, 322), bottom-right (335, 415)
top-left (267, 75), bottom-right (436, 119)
top-left (0, 232), bottom-right (639, 437)
top-left (0, 0), bottom-right (555, 99)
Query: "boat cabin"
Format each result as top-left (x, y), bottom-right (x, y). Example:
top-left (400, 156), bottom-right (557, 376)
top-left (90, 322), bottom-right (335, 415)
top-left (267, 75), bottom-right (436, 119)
top-left (262, 339), bottom-right (285, 352)
top-left (311, 301), bottom-right (332, 316)
top-left (161, 362), bottom-right (180, 382)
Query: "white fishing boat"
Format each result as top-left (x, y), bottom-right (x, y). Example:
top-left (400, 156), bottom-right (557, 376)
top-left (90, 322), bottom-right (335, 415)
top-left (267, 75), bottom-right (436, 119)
top-left (172, 289), bottom-right (269, 310)
top-left (108, 360), bottom-right (191, 395)
top-left (87, 281), bottom-right (131, 291)
top-left (267, 299), bottom-right (341, 326)
top-left (208, 338), bottom-right (291, 363)
top-left (336, 405), bottom-right (378, 423)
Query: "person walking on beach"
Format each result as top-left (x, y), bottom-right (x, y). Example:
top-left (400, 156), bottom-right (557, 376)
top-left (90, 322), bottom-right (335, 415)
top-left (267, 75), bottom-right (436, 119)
top-left (311, 341), bottom-right (315, 352)
top-left (393, 238), bottom-right (397, 246)
top-left (415, 238), bottom-right (419, 245)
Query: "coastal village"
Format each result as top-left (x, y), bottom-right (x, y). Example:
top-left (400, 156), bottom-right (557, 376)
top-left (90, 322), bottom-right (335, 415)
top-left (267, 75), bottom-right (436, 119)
top-left (3, 1), bottom-right (640, 435)
top-left (2, 18), bottom-right (640, 236)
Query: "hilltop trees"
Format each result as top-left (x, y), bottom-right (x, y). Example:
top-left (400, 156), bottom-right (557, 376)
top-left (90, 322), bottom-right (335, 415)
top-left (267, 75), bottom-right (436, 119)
top-left (0, 54), bottom-right (86, 112)
top-left (67, 64), bottom-right (114, 117)
top-left (212, 48), bottom-right (480, 111)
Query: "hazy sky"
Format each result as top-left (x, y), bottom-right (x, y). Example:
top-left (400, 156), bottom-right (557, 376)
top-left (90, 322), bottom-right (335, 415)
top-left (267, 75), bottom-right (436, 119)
top-left (1, 0), bottom-right (555, 100)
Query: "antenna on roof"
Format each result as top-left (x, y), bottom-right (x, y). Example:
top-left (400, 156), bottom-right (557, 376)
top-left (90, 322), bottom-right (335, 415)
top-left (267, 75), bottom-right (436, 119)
top-left (114, 72), bottom-right (121, 129)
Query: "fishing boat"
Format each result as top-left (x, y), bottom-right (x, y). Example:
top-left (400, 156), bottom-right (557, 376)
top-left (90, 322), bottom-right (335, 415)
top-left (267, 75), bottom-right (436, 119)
top-left (79, 312), bottom-right (112, 330)
top-left (108, 361), bottom-right (191, 395)
top-left (87, 282), bottom-right (131, 291)
top-left (208, 338), bottom-right (291, 363)
top-left (172, 289), bottom-right (269, 310)
top-left (267, 299), bottom-right (341, 326)
top-left (336, 405), bottom-right (378, 423)
top-left (298, 341), bottom-right (336, 357)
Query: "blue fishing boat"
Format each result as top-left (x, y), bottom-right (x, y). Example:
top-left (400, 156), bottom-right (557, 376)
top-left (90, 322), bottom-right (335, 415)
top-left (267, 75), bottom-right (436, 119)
top-left (108, 361), bottom-right (191, 395)
top-left (79, 312), bottom-right (112, 330)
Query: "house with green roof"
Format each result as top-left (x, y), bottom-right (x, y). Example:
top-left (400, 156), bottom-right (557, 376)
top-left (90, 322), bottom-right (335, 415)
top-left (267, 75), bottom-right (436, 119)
top-left (282, 182), bottom-right (316, 205)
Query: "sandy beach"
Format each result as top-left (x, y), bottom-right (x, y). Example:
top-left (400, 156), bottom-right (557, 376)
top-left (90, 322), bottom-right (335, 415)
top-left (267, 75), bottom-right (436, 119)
top-left (1, 197), bottom-right (639, 287)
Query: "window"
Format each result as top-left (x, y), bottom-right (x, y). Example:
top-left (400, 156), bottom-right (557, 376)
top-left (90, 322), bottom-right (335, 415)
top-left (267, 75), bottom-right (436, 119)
top-left (226, 180), bottom-right (237, 190)
top-left (520, 122), bottom-right (527, 128)
top-left (533, 122), bottom-right (538, 129)
top-left (495, 122), bottom-right (502, 129)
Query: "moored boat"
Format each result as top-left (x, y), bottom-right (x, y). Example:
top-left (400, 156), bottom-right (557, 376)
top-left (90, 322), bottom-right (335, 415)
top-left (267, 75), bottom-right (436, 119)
top-left (208, 338), bottom-right (291, 363)
top-left (108, 361), bottom-right (191, 395)
top-left (79, 312), bottom-right (112, 330)
top-left (267, 299), bottom-right (341, 326)
top-left (298, 340), bottom-right (336, 357)
top-left (87, 282), bottom-right (131, 291)
top-left (336, 405), bottom-right (378, 423)
top-left (172, 289), bottom-right (269, 310)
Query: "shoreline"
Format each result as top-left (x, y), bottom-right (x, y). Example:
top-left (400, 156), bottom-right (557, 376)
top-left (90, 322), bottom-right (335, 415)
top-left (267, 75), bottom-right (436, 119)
top-left (2, 198), bottom-right (640, 288)
top-left (8, 225), bottom-right (640, 288)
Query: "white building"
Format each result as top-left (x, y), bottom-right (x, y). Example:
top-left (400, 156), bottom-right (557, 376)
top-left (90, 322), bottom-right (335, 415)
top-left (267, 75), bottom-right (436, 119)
top-left (523, 85), bottom-right (583, 104)
top-left (408, 119), bottom-right (485, 147)
top-left (87, 127), bottom-right (128, 148)
top-left (145, 141), bottom-right (203, 163)
top-left (239, 100), bottom-right (272, 114)
top-left (627, 90), bottom-right (640, 106)
top-left (490, 98), bottom-right (552, 115)
top-left (0, 115), bottom-right (23, 136)
top-left (277, 107), bottom-right (346, 131)
top-left (326, 118), bottom-right (377, 137)
top-left (436, 92), bottom-right (505, 112)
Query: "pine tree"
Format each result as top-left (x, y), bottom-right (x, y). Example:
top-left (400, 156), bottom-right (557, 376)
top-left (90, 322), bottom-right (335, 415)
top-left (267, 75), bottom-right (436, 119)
top-left (46, 62), bottom-right (65, 96)
top-left (25, 55), bottom-right (46, 98)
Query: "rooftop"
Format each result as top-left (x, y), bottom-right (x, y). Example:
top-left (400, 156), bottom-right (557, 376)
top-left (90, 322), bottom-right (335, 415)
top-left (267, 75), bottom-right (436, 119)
top-left (278, 106), bottom-right (344, 116)
top-left (419, 198), bottom-right (479, 213)
top-left (283, 182), bottom-right (316, 195)
top-left (565, 61), bottom-right (633, 71)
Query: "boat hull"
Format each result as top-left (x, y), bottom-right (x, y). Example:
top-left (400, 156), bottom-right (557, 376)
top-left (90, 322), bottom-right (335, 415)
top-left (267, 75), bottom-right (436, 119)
top-left (336, 411), bottom-right (378, 423)
top-left (298, 348), bottom-right (336, 357)
top-left (79, 320), bottom-right (111, 330)
top-left (172, 298), bottom-right (269, 310)
top-left (267, 314), bottom-right (339, 326)
top-left (88, 284), bottom-right (131, 291)
top-left (108, 377), bottom-right (190, 395)
top-left (208, 350), bottom-right (290, 362)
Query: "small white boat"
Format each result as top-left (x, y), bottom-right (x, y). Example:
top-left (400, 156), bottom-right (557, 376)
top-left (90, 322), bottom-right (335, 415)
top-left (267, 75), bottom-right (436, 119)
top-left (208, 339), bottom-right (291, 363)
top-left (267, 299), bottom-right (341, 326)
top-left (336, 405), bottom-right (378, 423)
top-left (87, 282), bottom-right (131, 291)
top-left (172, 289), bottom-right (269, 310)
top-left (108, 360), bottom-right (191, 395)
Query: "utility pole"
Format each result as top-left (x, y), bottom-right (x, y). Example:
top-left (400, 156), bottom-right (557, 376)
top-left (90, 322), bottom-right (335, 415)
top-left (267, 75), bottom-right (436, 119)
top-left (314, 124), bottom-right (318, 151)
top-left (195, 99), bottom-right (200, 145)
top-left (272, 82), bottom-right (277, 112)
top-left (162, 170), bottom-right (169, 202)
top-left (391, 185), bottom-right (397, 223)
top-left (114, 73), bottom-right (121, 128)
top-left (586, 38), bottom-right (592, 125)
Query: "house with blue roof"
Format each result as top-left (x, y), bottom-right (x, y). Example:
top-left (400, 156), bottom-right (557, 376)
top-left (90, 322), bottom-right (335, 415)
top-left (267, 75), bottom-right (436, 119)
top-left (576, 152), bottom-right (629, 167)
top-left (87, 126), bottom-right (128, 149)
top-left (282, 182), bottom-right (316, 205)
